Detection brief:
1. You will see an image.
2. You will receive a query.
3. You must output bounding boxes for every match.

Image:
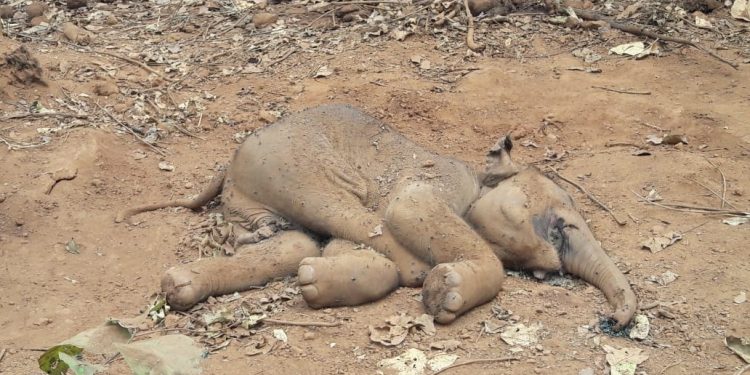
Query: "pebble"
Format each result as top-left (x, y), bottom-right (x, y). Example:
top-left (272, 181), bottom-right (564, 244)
top-left (67, 0), bottom-right (87, 9)
top-left (26, 1), bottom-right (46, 18)
top-left (0, 5), bottom-right (14, 19)
top-left (91, 178), bottom-right (103, 187)
top-left (29, 16), bottom-right (48, 26)
top-left (34, 317), bottom-right (52, 326)
top-left (303, 331), bottom-right (316, 340)
top-left (252, 13), bottom-right (278, 28)
top-left (184, 182), bottom-right (194, 189)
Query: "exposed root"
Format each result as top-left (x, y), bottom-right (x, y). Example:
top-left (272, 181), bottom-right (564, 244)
top-left (462, 0), bottom-right (485, 52)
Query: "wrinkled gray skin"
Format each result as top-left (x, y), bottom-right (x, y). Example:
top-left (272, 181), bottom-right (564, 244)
top-left (117, 104), bottom-right (636, 328)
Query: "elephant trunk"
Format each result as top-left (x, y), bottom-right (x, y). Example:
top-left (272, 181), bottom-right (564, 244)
top-left (560, 224), bottom-right (637, 330)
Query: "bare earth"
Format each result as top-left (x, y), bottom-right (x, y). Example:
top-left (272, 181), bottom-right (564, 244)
top-left (1, 1), bottom-right (749, 374)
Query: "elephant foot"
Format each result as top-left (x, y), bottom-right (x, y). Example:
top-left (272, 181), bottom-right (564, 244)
top-left (422, 261), bottom-right (503, 324)
top-left (298, 253), bottom-right (399, 308)
top-left (162, 267), bottom-right (209, 311)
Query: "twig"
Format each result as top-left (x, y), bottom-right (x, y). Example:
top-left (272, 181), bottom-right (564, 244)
top-left (103, 352), bottom-right (120, 365)
top-left (0, 348), bottom-right (6, 363)
top-left (0, 135), bottom-right (50, 150)
top-left (571, 8), bottom-right (739, 69)
top-left (639, 121), bottom-right (667, 132)
top-left (549, 168), bottom-right (627, 226)
top-left (269, 48), bottom-right (297, 67)
top-left (95, 102), bottom-right (167, 156)
top-left (682, 220), bottom-right (708, 235)
top-left (687, 178), bottom-right (737, 210)
top-left (94, 50), bottom-right (176, 82)
top-left (592, 85), bottom-right (651, 95)
top-left (462, 0), bottom-right (484, 52)
top-left (262, 318), bottom-right (341, 327)
top-left (1, 112), bottom-right (88, 121)
top-left (736, 364), bottom-right (750, 375)
top-left (704, 158), bottom-right (729, 209)
top-left (659, 360), bottom-right (683, 374)
top-left (433, 357), bottom-right (518, 374)
top-left (630, 190), bottom-right (748, 216)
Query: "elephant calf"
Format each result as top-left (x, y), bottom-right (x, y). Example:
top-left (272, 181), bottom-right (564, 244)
top-left (117, 104), bottom-right (637, 329)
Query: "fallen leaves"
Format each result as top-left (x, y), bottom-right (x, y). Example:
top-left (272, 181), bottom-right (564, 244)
top-left (369, 313), bottom-right (435, 346)
top-left (641, 231), bottom-right (682, 253)
top-left (726, 336), bottom-right (750, 363)
top-left (500, 322), bottom-right (543, 347)
top-left (603, 345), bottom-right (648, 375)
top-left (115, 334), bottom-right (205, 375)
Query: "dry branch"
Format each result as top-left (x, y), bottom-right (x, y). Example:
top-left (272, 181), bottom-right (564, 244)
top-left (262, 318), bottom-right (341, 327)
top-left (571, 8), bottom-right (739, 69)
top-left (550, 168), bottom-right (627, 226)
top-left (592, 86), bottom-right (651, 95)
top-left (95, 50), bottom-right (176, 82)
top-left (433, 357), bottom-right (518, 374)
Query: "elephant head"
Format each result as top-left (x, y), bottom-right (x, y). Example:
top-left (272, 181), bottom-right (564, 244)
top-left (468, 137), bottom-right (637, 329)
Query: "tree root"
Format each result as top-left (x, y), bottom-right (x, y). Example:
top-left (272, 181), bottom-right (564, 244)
top-left (462, 0), bottom-right (485, 52)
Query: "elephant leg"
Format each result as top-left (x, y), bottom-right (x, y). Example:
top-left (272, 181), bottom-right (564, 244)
top-left (298, 239), bottom-right (399, 308)
top-left (386, 182), bottom-right (505, 324)
top-left (162, 230), bottom-right (320, 311)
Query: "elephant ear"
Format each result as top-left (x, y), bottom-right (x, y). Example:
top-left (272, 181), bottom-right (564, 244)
top-left (481, 134), bottom-right (519, 187)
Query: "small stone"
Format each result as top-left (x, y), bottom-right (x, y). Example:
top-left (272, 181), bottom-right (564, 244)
top-left (422, 160), bottom-right (435, 167)
top-left (105, 14), bottom-right (118, 25)
top-left (734, 291), bottom-right (747, 304)
top-left (184, 182), bottom-right (194, 189)
top-left (0, 5), bottom-right (14, 19)
top-left (29, 16), bottom-right (48, 26)
top-left (15, 219), bottom-right (23, 226)
top-left (0, 193), bottom-right (6, 203)
top-left (578, 368), bottom-right (594, 375)
top-left (90, 178), bottom-right (103, 187)
top-left (252, 13), bottom-right (278, 28)
top-left (26, 1), bottom-right (46, 18)
top-left (303, 332), bottom-right (316, 340)
top-left (259, 110), bottom-right (278, 123)
top-left (34, 317), bottom-right (52, 326)
top-left (67, 0), bottom-right (88, 9)
top-left (158, 161), bottom-right (175, 172)
top-left (733, 188), bottom-right (744, 197)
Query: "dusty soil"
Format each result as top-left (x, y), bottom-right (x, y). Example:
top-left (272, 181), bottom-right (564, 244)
top-left (1, 0), bottom-right (749, 374)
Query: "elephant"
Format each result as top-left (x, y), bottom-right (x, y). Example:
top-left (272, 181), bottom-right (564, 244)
top-left (116, 104), bottom-right (637, 329)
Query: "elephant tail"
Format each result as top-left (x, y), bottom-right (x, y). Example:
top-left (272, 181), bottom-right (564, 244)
top-left (115, 170), bottom-right (226, 223)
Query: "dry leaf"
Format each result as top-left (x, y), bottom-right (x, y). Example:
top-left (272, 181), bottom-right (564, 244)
top-left (602, 345), bottom-right (649, 375)
top-left (500, 323), bottom-right (542, 347)
top-left (725, 336), bottom-right (750, 363)
top-left (641, 231), bottom-right (682, 253)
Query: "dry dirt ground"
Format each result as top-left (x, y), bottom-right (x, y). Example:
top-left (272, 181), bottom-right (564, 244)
top-left (1, 0), bottom-right (750, 374)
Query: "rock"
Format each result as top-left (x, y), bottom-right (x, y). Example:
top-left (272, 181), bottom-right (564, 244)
top-left (184, 182), bottom-right (194, 189)
top-left (93, 81), bottom-right (119, 96)
top-left (252, 13), bottom-right (278, 28)
top-left (26, 2), bottom-right (46, 18)
top-left (467, 0), bottom-right (498, 15)
top-left (91, 178), bottom-right (103, 187)
top-left (34, 317), bottom-right (53, 326)
top-left (15, 219), bottom-right (24, 226)
top-left (335, 4), bottom-right (360, 17)
top-left (105, 14), bottom-right (119, 25)
top-left (29, 16), bottom-right (48, 26)
top-left (67, 0), bottom-right (88, 9)
top-left (303, 332), bottom-right (316, 340)
top-left (733, 188), bottom-right (744, 196)
top-left (259, 110), bottom-right (278, 123)
top-left (0, 5), bottom-right (14, 19)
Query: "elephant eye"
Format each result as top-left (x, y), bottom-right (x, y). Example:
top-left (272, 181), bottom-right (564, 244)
top-left (549, 217), bottom-right (577, 255)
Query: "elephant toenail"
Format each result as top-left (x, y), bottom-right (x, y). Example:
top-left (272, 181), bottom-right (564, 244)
top-left (444, 291), bottom-right (463, 311)
top-left (298, 265), bottom-right (316, 284)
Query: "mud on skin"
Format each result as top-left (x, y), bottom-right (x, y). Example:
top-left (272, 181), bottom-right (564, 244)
top-left (118, 104), bottom-right (637, 328)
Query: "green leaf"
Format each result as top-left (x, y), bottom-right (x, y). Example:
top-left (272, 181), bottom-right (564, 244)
top-left (38, 344), bottom-right (83, 375)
